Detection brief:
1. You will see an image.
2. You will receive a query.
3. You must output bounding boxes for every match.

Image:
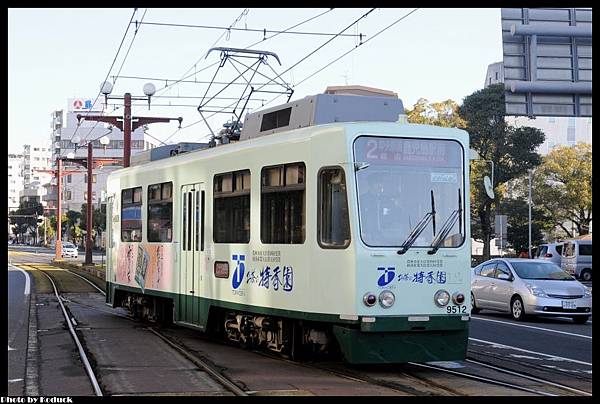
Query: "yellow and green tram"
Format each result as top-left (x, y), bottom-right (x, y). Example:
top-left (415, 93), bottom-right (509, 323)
top-left (105, 90), bottom-right (471, 363)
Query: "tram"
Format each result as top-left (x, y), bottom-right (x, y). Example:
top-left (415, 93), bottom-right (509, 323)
top-left (105, 87), bottom-right (471, 363)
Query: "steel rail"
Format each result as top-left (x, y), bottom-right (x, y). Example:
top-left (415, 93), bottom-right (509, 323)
top-left (465, 358), bottom-right (592, 396)
top-left (147, 327), bottom-right (248, 396)
top-left (39, 270), bottom-right (103, 396)
top-left (408, 362), bottom-right (557, 397)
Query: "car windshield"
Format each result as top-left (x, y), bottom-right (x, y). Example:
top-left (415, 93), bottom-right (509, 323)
top-left (354, 136), bottom-right (465, 247)
top-left (63, 243), bottom-right (75, 248)
top-left (511, 261), bottom-right (574, 280)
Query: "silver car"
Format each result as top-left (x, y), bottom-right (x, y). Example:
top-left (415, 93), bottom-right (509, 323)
top-left (471, 258), bottom-right (591, 324)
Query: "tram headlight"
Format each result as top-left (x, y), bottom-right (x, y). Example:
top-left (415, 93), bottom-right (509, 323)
top-left (452, 292), bottom-right (465, 305)
top-left (378, 290), bottom-right (395, 308)
top-left (363, 292), bottom-right (377, 307)
top-left (434, 290), bottom-right (450, 307)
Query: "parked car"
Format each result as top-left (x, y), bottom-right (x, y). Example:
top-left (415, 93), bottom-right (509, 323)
top-left (471, 258), bottom-right (591, 324)
top-left (61, 242), bottom-right (79, 258)
top-left (535, 242), bottom-right (564, 266)
top-left (561, 240), bottom-right (592, 282)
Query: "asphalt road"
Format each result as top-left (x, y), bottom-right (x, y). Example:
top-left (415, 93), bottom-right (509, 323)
top-left (8, 265), bottom-right (31, 396)
top-left (8, 244), bottom-right (106, 264)
top-left (468, 311), bottom-right (592, 387)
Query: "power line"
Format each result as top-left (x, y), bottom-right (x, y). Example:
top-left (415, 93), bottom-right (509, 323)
top-left (261, 8), bottom-right (420, 109)
top-left (114, 75), bottom-right (283, 86)
top-left (158, 9), bottom-right (337, 144)
top-left (135, 21), bottom-right (363, 38)
top-left (190, 8), bottom-right (416, 139)
top-left (131, 9), bottom-right (335, 117)
top-left (69, 8), bottom-right (139, 147)
top-left (113, 8), bottom-right (148, 87)
top-left (81, 8), bottom-right (149, 144)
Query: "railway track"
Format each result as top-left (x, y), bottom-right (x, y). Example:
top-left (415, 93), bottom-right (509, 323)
top-left (37, 268), bottom-right (103, 396)
top-left (22, 263), bottom-right (246, 396)
top-left (17, 260), bottom-right (592, 397)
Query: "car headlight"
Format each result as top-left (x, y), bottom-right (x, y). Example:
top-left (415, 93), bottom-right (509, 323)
top-left (379, 290), bottom-right (395, 308)
top-left (584, 288), bottom-right (592, 298)
top-left (434, 290), bottom-right (450, 307)
top-left (526, 284), bottom-right (547, 297)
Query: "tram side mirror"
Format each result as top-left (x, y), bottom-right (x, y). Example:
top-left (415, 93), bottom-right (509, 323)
top-left (354, 162), bottom-right (370, 172)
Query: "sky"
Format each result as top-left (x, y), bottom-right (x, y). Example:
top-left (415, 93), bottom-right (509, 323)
top-left (8, 8), bottom-right (504, 154)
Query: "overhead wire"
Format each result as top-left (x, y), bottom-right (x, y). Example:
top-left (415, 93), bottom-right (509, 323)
top-left (262, 8), bottom-right (420, 109)
top-left (135, 20), bottom-right (362, 37)
top-left (69, 8), bottom-right (139, 148)
top-left (159, 8), bottom-right (337, 144)
top-left (80, 8), bottom-right (148, 144)
top-left (172, 8), bottom-right (377, 143)
top-left (129, 8), bottom-right (334, 117)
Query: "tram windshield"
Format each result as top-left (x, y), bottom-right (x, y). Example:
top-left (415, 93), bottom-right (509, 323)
top-left (354, 136), bottom-right (465, 248)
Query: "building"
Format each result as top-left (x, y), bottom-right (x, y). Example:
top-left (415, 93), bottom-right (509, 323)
top-left (484, 61), bottom-right (592, 156)
top-left (45, 98), bottom-right (159, 216)
top-left (8, 153), bottom-right (24, 213)
top-left (484, 61), bottom-right (592, 241)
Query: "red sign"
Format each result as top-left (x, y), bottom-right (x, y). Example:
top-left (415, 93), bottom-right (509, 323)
top-left (73, 99), bottom-right (84, 109)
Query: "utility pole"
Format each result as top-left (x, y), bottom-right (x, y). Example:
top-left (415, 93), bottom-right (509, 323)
top-left (528, 169), bottom-right (533, 259)
top-left (86, 142), bottom-right (93, 265)
top-left (56, 158), bottom-right (63, 260)
top-left (77, 82), bottom-right (181, 168)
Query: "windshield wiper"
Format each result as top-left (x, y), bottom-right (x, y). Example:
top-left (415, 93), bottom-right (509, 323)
top-left (397, 190), bottom-right (436, 255)
top-left (427, 189), bottom-right (462, 255)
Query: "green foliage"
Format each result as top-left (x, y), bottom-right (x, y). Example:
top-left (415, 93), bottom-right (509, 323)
top-left (497, 198), bottom-right (551, 253)
top-left (80, 203), bottom-right (107, 246)
top-left (65, 210), bottom-right (82, 244)
top-left (460, 84), bottom-right (545, 260)
top-left (532, 143), bottom-right (592, 237)
top-left (9, 200), bottom-right (45, 244)
top-left (405, 98), bottom-right (467, 128)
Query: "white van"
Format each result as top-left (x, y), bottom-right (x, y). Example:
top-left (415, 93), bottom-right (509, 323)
top-left (561, 240), bottom-right (592, 281)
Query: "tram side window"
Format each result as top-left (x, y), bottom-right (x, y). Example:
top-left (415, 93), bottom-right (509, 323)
top-left (261, 162), bottom-right (305, 244)
top-left (147, 182), bottom-right (173, 242)
top-left (121, 187), bottom-right (142, 242)
top-left (319, 167), bottom-right (350, 248)
top-left (213, 170), bottom-right (250, 243)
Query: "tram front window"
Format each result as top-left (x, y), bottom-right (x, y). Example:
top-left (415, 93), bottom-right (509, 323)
top-left (354, 136), bottom-right (465, 248)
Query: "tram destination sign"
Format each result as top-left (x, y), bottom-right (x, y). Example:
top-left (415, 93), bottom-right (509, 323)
top-left (501, 8), bottom-right (592, 117)
top-left (354, 137), bottom-right (461, 167)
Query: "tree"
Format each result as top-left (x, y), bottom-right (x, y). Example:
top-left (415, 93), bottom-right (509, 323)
top-left (460, 84), bottom-right (545, 260)
top-left (530, 143), bottom-right (592, 238)
top-left (80, 204), bottom-right (107, 249)
top-left (65, 210), bottom-right (82, 244)
top-left (497, 198), bottom-right (552, 254)
top-left (9, 200), bottom-right (44, 244)
top-left (405, 98), bottom-right (467, 128)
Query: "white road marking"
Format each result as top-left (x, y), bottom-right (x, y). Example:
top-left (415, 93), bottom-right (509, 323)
top-left (9, 265), bottom-right (30, 295)
top-left (472, 316), bottom-right (592, 339)
top-left (8, 379), bottom-right (24, 383)
top-left (469, 337), bottom-right (592, 366)
top-left (8, 345), bottom-right (15, 351)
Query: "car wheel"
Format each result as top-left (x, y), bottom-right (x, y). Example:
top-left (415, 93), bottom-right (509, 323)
top-left (471, 292), bottom-right (481, 314)
top-left (511, 296), bottom-right (526, 321)
top-left (572, 316), bottom-right (590, 324)
top-left (580, 269), bottom-right (592, 282)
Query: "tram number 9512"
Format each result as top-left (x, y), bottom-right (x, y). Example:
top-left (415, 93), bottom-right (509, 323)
top-left (446, 305), bottom-right (467, 314)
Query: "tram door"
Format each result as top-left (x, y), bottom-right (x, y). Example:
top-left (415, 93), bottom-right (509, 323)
top-left (179, 183), bottom-right (206, 325)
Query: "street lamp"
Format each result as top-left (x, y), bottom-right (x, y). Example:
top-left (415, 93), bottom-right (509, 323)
top-left (528, 168), bottom-right (534, 258)
top-left (79, 82), bottom-right (182, 168)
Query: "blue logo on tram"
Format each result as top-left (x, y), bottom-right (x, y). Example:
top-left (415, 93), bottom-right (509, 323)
top-left (232, 254), bottom-right (245, 289)
top-left (377, 267), bottom-right (395, 287)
